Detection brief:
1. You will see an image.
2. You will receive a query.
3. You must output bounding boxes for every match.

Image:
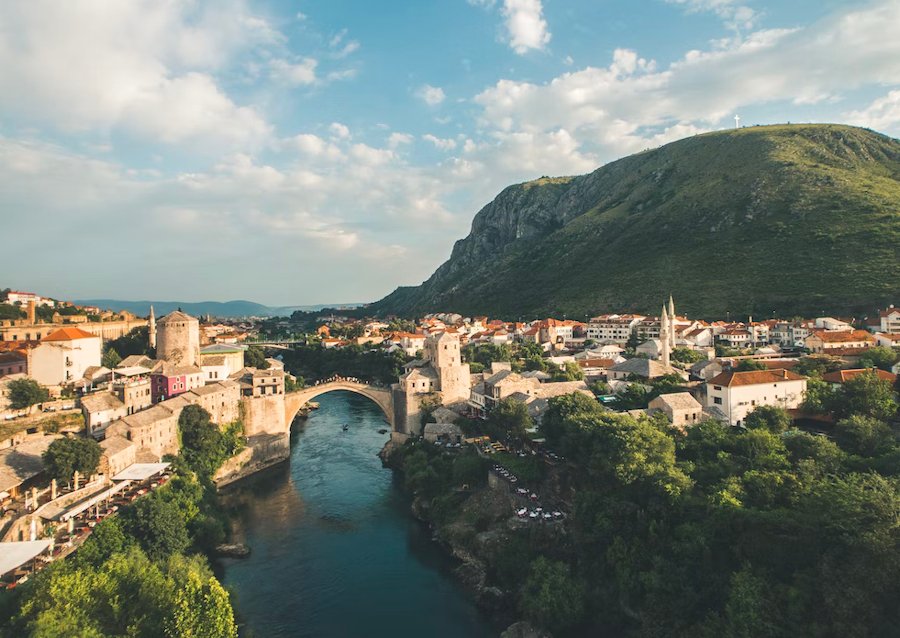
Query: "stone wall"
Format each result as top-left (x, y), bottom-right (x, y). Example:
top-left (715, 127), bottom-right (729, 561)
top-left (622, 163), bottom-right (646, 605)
top-left (241, 393), bottom-right (287, 437)
top-left (214, 433), bottom-right (290, 488)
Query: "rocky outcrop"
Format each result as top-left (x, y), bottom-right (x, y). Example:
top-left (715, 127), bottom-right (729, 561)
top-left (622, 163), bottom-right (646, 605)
top-left (215, 543), bottom-right (251, 558)
top-left (372, 124), bottom-right (900, 319)
top-left (501, 621), bottom-right (553, 638)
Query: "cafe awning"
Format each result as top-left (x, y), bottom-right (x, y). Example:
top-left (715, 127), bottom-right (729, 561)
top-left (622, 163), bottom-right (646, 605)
top-left (111, 463), bottom-right (170, 482)
top-left (0, 540), bottom-right (52, 577)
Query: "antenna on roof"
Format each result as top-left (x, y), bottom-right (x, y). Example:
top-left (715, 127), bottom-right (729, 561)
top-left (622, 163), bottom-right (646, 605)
top-left (734, 115), bottom-right (741, 129)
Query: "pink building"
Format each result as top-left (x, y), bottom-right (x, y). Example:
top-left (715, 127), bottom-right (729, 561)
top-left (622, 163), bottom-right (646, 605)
top-left (151, 363), bottom-right (204, 403)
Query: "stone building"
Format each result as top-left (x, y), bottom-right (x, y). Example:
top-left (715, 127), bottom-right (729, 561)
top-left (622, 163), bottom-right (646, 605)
top-left (393, 332), bottom-right (472, 435)
top-left (647, 392), bottom-right (704, 430)
top-left (156, 310), bottom-right (201, 367)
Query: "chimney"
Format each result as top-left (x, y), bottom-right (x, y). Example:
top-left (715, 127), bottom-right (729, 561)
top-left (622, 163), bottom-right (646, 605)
top-left (26, 300), bottom-right (36, 324)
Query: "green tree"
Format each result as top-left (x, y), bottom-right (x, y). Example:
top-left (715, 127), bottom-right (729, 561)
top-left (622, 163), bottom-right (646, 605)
top-left (178, 405), bottom-right (231, 478)
top-left (42, 436), bottom-right (102, 483)
top-left (0, 303), bottom-right (24, 320)
top-left (834, 371), bottom-right (897, 421)
top-left (672, 347), bottom-right (704, 364)
top-left (736, 359), bottom-right (767, 371)
top-left (122, 495), bottom-right (191, 561)
top-left (6, 377), bottom-right (50, 409)
top-left (832, 415), bottom-right (894, 457)
top-left (801, 376), bottom-right (836, 414)
top-left (519, 557), bottom-right (585, 633)
top-left (106, 326), bottom-right (153, 358)
top-left (795, 355), bottom-right (842, 378)
top-left (491, 397), bottom-right (533, 439)
top-left (244, 345), bottom-right (270, 369)
top-left (744, 405), bottom-right (792, 433)
top-left (551, 361), bottom-right (585, 382)
top-left (102, 347), bottom-right (122, 369)
top-left (166, 556), bottom-right (238, 638)
top-left (856, 346), bottom-right (899, 371)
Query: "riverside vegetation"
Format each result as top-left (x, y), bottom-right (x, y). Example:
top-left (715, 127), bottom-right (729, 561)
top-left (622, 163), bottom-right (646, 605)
top-left (0, 405), bottom-right (244, 638)
top-left (388, 371), bottom-right (900, 637)
top-left (373, 124), bottom-right (900, 319)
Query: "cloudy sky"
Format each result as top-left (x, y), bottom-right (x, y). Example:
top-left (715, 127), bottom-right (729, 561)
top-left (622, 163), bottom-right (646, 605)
top-left (2, 0), bottom-right (898, 306)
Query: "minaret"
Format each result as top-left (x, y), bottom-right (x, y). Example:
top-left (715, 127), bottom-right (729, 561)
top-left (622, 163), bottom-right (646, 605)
top-left (668, 295), bottom-right (676, 345)
top-left (660, 305), bottom-right (671, 369)
top-left (148, 305), bottom-right (156, 349)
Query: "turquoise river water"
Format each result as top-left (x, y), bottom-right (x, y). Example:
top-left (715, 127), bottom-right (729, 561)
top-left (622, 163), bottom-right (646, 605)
top-left (220, 391), bottom-right (495, 638)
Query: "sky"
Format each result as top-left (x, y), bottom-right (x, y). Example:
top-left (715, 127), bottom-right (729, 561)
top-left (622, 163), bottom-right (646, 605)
top-left (1, 0), bottom-right (899, 306)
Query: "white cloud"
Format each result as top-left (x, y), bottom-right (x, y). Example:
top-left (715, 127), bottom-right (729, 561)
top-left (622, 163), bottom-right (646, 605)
top-left (0, 0), bottom-right (280, 151)
top-left (329, 122), bottom-right (352, 140)
top-left (417, 84), bottom-right (447, 106)
top-left (502, 0), bottom-right (551, 54)
top-left (423, 134), bottom-right (458, 151)
top-left (846, 90), bottom-right (900, 133)
top-left (666, 0), bottom-right (758, 31)
top-left (268, 57), bottom-right (318, 85)
top-left (388, 132), bottom-right (415, 148)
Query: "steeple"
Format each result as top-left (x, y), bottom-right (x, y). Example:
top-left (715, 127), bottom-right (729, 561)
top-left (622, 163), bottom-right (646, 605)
top-left (660, 304), bottom-right (671, 369)
top-left (148, 305), bottom-right (157, 349)
top-left (668, 295), bottom-right (676, 345)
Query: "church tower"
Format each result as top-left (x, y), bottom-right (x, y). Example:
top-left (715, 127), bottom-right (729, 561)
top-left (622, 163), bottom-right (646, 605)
top-left (149, 305), bottom-right (157, 350)
top-left (660, 305), bottom-right (671, 369)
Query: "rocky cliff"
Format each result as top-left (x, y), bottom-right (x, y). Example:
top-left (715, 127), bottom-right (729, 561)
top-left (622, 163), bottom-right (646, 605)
top-left (372, 124), bottom-right (900, 319)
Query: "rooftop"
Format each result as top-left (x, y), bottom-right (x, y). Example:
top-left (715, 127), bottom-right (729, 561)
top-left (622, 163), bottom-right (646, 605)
top-left (41, 327), bottom-right (97, 342)
top-left (707, 369), bottom-right (806, 387)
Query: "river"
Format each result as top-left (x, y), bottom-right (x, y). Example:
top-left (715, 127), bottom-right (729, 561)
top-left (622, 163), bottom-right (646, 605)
top-left (220, 391), bottom-right (496, 638)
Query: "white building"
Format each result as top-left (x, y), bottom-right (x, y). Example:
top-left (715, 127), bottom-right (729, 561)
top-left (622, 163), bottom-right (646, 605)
top-left (879, 307), bottom-right (900, 333)
top-left (28, 327), bottom-right (102, 386)
top-left (586, 314), bottom-right (644, 345)
top-left (706, 369), bottom-right (807, 426)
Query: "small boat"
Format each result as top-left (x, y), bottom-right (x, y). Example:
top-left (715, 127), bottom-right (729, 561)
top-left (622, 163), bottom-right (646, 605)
top-left (342, 424), bottom-right (349, 431)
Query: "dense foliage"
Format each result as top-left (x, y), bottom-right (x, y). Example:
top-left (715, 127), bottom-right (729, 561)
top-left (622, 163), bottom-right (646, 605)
top-left (281, 343), bottom-right (409, 385)
top-left (372, 124), bottom-right (900, 319)
top-left (6, 379), bottom-right (50, 410)
top-left (244, 345), bottom-right (270, 369)
top-left (41, 436), bottom-right (102, 483)
top-left (178, 405), bottom-right (244, 479)
top-left (394, 382), bottom-right (900, 636)
top-left (105, 326), bottom-right (153, 358)
top-left (1, 470), bottom-right (237, 638)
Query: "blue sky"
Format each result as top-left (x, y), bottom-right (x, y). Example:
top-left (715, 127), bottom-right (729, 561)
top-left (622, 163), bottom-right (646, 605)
top-left (1, 0), bottom-right (898, 305)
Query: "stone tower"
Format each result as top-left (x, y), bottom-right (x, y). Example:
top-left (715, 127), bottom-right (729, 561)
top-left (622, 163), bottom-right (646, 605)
top-left (668, 295), bottom-right (676, 345)
top-left (148, 305), bottom-right (157, 350)
top-left (660, 305), bottom-right (671, 369)
top-left (156, 310), bottom-right (200, 366)
top-left (424, 332), bottom-right (470, 404)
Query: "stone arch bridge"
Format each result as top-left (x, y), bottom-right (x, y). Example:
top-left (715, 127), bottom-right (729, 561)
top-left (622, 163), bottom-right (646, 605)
top-left (284, 380), bottom-right (394, 430)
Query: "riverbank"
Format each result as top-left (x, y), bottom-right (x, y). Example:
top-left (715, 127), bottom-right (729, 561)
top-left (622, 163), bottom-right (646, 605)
top-left (381, 439), bottom-right (569, 637)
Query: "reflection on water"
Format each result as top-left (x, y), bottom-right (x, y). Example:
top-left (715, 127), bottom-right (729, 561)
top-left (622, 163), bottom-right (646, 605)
top-left (220, 391), bottom-right (494, 638)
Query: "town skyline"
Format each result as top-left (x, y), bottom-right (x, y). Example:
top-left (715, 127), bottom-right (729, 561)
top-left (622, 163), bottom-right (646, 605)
top-left (2, 0), bottom-right (899, 305)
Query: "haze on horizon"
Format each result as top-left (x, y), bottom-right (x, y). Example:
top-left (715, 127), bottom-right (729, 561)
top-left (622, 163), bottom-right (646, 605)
top-left (2, 0), bottom-right (898, 307)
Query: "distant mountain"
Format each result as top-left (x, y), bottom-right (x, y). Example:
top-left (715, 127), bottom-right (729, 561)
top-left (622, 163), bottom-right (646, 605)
top-left (75, 299), bottom-right (361, 318)
top-left (371, 124), bottom-right (900, 319)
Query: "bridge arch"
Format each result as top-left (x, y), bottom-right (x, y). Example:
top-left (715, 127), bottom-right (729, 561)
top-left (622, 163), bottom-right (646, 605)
top-left (284, 381), bottom-right (394, 430)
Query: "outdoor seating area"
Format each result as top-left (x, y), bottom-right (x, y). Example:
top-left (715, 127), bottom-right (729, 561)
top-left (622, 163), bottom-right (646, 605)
top-left (0, 465), bottom-right (171, 589)
top-left (490, 463), bottom-right (566, 526)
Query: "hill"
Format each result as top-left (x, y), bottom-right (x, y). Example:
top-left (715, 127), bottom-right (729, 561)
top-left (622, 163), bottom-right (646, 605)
top-left (75, 299), bottom-right (360, 318)
top-left (372, 124), bottom-right (900, 319)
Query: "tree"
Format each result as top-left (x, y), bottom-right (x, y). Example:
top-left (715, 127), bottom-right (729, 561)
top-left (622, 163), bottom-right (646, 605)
top-left (672, 347), bottom-right (704, 364)
top-left (244, 345), bottom-right (270, 369)
top-left (491, 397), bottom-right (533, 439)
top-left (123, 495), bottom-right (191, 561)
top-left (795, 355), bottom-right (842, 378)
top-left (834, 371), bottom-right (897, 421)
top-left (166, 557), bottom-right (238, 638)
top-left (736, 359), bottom-right (767, 372)
top-left (615, 383), bottom-right (651, 410)
top-left (744, 405), bottom-right (792, 433)
top-left (178, 405), bottom-right (232, 478)
top-left (551, 361), bottom-right (585, 382)
top-left (6, 377), bottom-right (50, 409)
top-left (856, 346), bottom-right (899, 371)
top-left (106, 326), bottom-right (153, 358)
top-left (0, 303), bottom-right (24, 320)
top-left (519, 557), bottom-right (585, 633)
top-left (42, 437), bottom-right (102, 483)
top-left (102, 347), bottom-right (122, 369)
top-left (801, 376), bottom-right (836, 414)
top-left (832, 415), bottom-right (894, 457)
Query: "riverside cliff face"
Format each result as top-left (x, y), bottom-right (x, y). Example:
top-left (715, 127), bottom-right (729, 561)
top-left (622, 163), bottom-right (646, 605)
top-left (372, 124), bottom-right (900, 319)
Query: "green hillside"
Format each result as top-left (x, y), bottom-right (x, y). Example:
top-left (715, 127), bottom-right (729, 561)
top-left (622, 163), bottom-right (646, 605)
top-left (373, 124), bottom-right (900, 319)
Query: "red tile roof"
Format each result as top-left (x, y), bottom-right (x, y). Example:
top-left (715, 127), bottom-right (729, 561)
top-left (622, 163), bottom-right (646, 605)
top-left (810, 329), bottom-right (875, 344)
top-left (822, 369), bottom-right (897, 384)
top-left (707, 369), bottom-right (806, 387)
top-left (41, 327), bottom-right (97, 341)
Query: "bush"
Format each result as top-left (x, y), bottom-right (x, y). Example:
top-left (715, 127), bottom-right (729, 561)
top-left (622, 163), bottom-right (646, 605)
top-left (7, 378), bottom-right (49, 409)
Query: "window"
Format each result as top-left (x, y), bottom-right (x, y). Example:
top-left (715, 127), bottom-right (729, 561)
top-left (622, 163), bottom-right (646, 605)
top-left (713, 397), bottom-right (722, 405)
